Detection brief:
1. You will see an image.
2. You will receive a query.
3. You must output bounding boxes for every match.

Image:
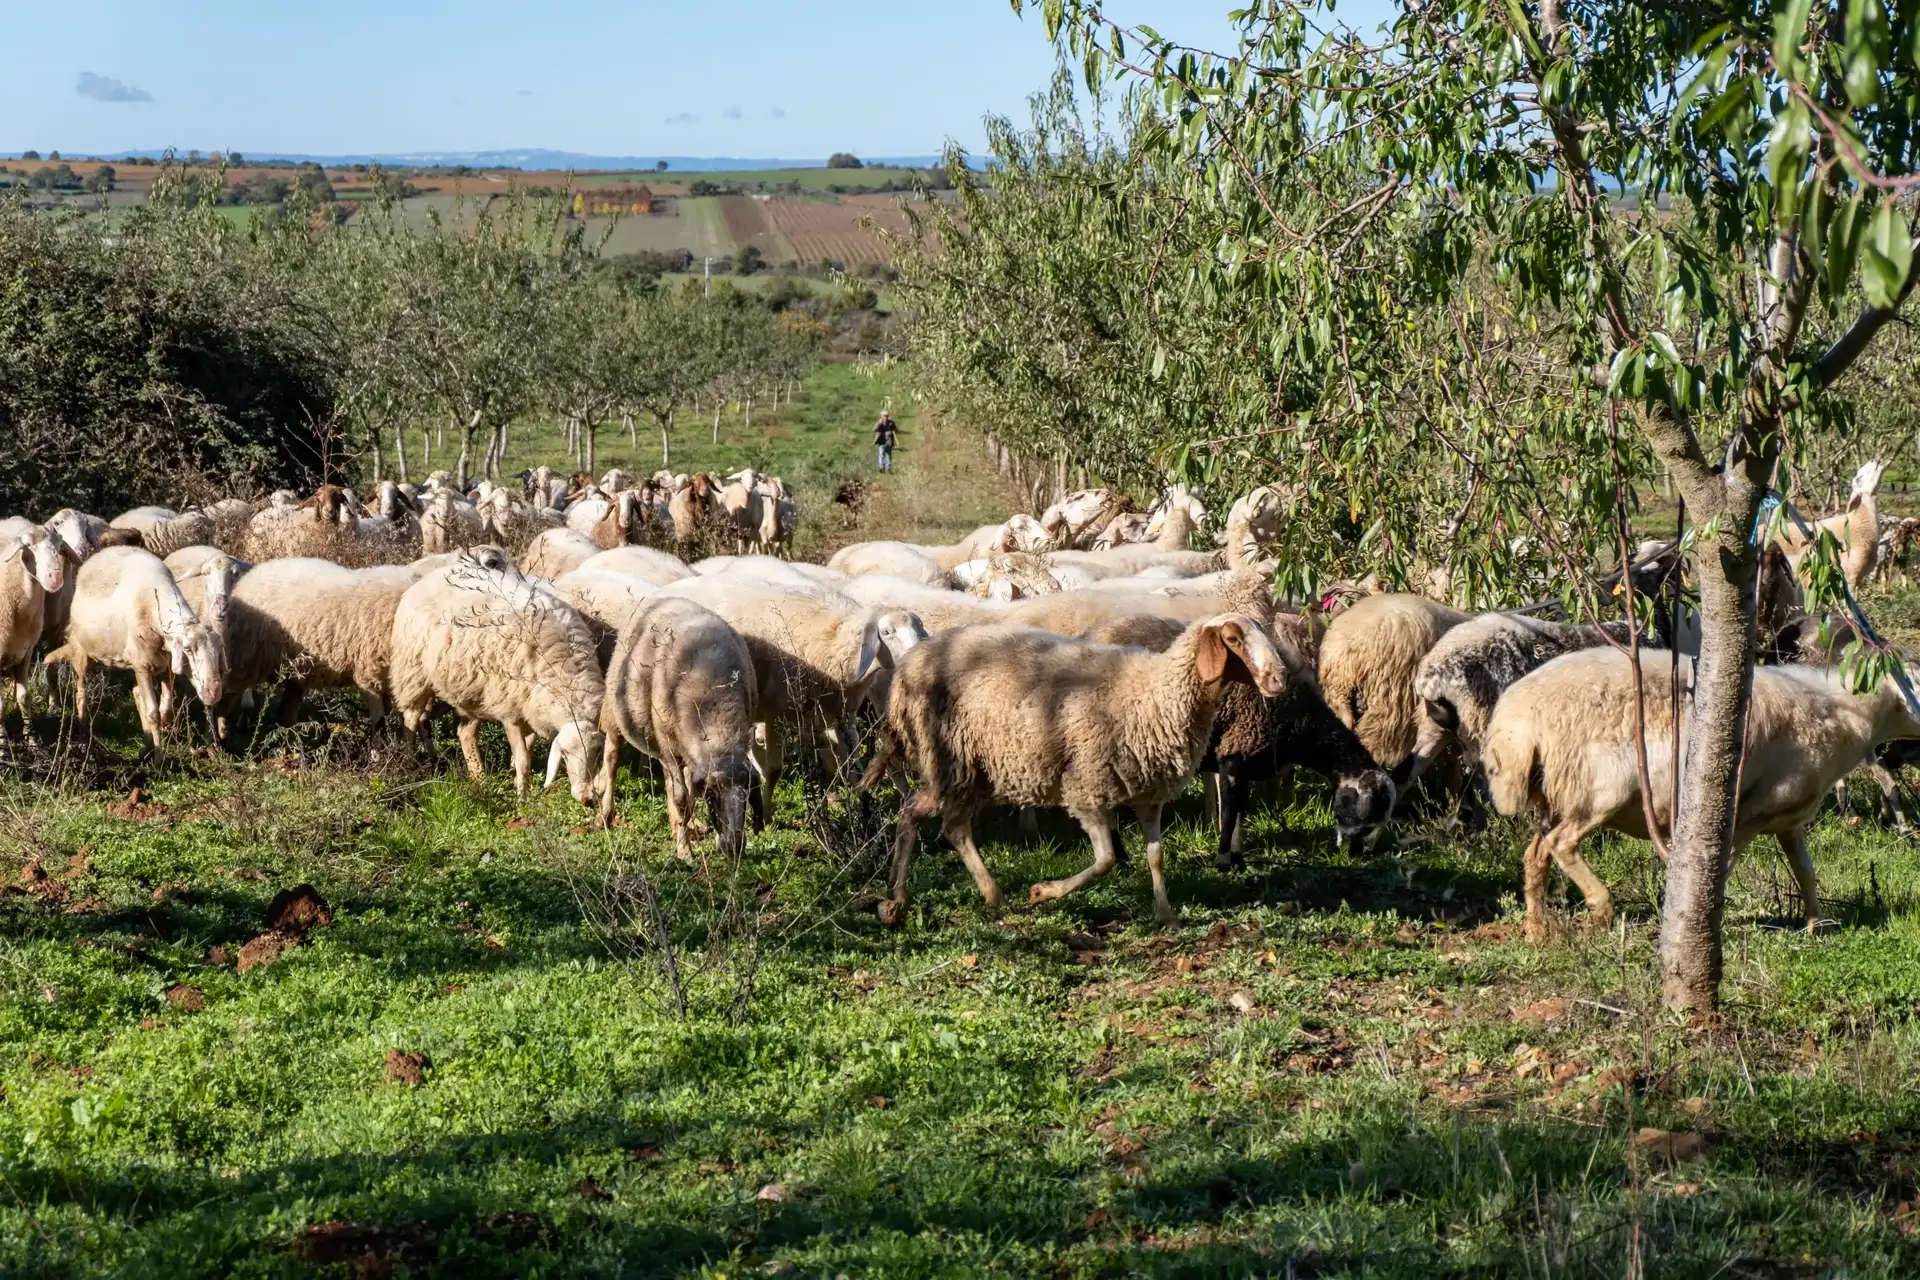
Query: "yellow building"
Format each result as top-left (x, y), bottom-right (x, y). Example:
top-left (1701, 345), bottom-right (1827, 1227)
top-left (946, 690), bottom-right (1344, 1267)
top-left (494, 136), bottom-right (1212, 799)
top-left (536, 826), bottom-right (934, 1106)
top-left (571, 184), bottom-right (655, 217)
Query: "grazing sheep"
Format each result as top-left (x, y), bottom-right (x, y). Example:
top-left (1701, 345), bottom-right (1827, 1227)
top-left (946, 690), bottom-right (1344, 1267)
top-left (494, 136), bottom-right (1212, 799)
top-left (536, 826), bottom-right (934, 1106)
top-left (112, 506), bottom-right (216, 559)
top-left (1040, 488), bottom-right (1133, 549)
top-left (595, 595), bottom-right (758, 858)
top-left (826, 540), bottom-right (950, 585)
top-left (420, 489), bottom-right (488, 556)
top-left (519, 527), bottom-right (602, 581)
top-left (1317, 593), bottom-right (1472, 768)
top-left (1778, 459), bottom-right (1886, 590)
top-left (1876, 516), bottom-right (1920, 587)
top-left (870, 613), bottom-right (1285, 926)
top-left (1484, 647), bottom-right (1920, 940)
top-left (578, 545), bottom-right (694, 585)
top-left (551, 568), bottom-right (663, 666)
top-left (47, 546), bottom-right (226, 746)
top-left (389, 548), bottom-right (604, 802)
top-left (1402, 613), bottom-right (1634, 794)
top-left (562, 487), bottom-right (648, 550)
top-left (1222, 486), bottom-right (1286, 569)
top-left (841, 575), bottom-right (1014, 633)
top-left (659, 576), bottom-right (926, 824)
top-left (0, 521), bottom-right (72, 752)
top-left (209, 558), bottom-right (412, 736)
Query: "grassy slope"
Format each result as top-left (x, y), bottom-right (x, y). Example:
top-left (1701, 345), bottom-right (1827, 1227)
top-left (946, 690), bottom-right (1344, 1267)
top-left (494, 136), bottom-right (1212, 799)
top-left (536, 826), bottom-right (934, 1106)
top-left (2, 365), bottom-right (1919, 1277)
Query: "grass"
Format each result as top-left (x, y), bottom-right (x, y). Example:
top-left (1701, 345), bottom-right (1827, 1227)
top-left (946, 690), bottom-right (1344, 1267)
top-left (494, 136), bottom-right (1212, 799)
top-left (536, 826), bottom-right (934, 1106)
top-left (4, 364), bottom-right (1920, 1275)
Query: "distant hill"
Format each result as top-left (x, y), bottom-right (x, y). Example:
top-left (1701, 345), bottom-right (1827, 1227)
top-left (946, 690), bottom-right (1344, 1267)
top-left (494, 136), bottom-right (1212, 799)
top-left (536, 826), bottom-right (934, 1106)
top-left (49, 148), bottom-right (950, 171)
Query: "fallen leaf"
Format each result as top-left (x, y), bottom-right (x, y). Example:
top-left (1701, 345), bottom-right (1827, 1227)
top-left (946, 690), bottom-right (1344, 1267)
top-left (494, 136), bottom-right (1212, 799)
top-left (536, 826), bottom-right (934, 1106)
top-left (506, 816), bottom-right (531, 831)
top-left (868, 1095), bottom-right (890, 1109)
top-left (1667, 1182), bottom-right (1703, 1197)
top-left (1680, 1096), bottom-right (1711, 1116)
top-left (1227, 991), bottom-right (1256, 1014)
top-left (1517, 997), bottom-right (1569, 1025)
top-left (959, 953), bottom-right (978, 969)
top-left (756, 1182), bottom-right (793, 1203)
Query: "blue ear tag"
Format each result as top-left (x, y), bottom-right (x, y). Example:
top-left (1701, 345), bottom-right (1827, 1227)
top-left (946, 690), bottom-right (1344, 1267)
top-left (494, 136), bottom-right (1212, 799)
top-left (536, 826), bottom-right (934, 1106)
top-left (1749, 493), bottom-right (1780, 546)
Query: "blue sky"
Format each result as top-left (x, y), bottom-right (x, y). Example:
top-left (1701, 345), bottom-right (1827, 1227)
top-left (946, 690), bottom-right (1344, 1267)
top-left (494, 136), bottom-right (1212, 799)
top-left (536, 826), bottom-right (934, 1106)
top-left (0, 0), bottom-right (1397, 160)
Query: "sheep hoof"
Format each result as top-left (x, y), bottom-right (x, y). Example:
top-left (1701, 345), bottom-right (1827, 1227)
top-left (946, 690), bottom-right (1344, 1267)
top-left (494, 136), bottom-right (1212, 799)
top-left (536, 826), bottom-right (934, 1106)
top-left (1027, 884), bottom-right (1054, 905)
top-left (1153, 906), bottom-right (1178, 928)
top-left (876, 899), bottom-right (906, 928)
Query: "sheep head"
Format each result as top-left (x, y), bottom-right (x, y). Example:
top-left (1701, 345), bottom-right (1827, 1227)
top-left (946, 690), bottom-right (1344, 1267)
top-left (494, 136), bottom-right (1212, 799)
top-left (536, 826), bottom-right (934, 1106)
top-left (168, 622), bottom-right (227, 708)
top-left (544, 719), bottom-right (604, 806)
top-left (1001, 514), bottom-right (1051, 552)
top-left (46, 510), bottom-right (103, 560)
top-left (1332, 771), bottom-right (1396, 846)
top-left (1194, 614), bottom-right (1286, 696)
top-left (1850, 459), bottom-right (1888, 506)
top-left (6, 527), bottom-right (67, 594)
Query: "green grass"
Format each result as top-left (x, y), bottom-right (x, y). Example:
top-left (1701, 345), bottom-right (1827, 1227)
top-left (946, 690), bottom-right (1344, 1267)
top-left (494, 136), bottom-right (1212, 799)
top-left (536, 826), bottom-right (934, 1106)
top-left (5, 365), bottom-right (1920, 1275)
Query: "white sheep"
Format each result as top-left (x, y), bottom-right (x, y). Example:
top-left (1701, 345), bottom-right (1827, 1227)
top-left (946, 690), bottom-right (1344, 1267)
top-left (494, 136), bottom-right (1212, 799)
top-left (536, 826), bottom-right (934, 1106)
top-left (659, 576), bottom-right (925, 825)
top-left (870, 613), bottom-right (1286, 926)
top-left (1039, 488), bottom-right (1134, 549)
top-left (111, 506), bottom-right (216, 559)
top-left (595, 595), bottom-right (758, 857)
top-left (826, 541), bottom-right (950, 585)
top-left (389, 548), bottom-right (604, 803)
top-left (1317, 593), bottom-right (1472, 769)
top-left (47, 546), bottom-right (226, 746)
top-left (551, 567), bottom-right (663, 665)
top-left (1483, 646), bottom-right (1920, 940)
top-left (420, 489), bottom-right (488, 556)
top-left (579, 545), bottom-right (695, 585)
top-left (209, 557), bottom-right (412, 737)
top-left (519, 528), bottom-right (602, 581)
top-left (0, 521), bottom-right (73, 753)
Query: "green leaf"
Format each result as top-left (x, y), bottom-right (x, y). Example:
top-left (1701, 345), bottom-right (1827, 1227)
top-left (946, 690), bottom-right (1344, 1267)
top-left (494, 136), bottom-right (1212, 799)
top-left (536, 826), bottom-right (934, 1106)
top-left (1772, 0), bottom-right (1815, 79)
top-left (1827, 190), bottom-right (1866, 298)
top-left (1043, 0), bottom-right (1065, 42)
top-left (1504, 0), bottom-right (1544, 60)
top-left (1844, 0), bottom-right (1891, 106)
top-left (1648, 331), bottom-right (1683, 368)
top-left (1861, 198), bottom-right (1914, 308)
top-left (1765, 101), bottom-right (1811, 196)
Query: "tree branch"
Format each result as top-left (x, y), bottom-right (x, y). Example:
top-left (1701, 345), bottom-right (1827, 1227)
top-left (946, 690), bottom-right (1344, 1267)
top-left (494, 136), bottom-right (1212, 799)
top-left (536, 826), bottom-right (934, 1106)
top-left (1813, 250), bottom-right (1920, 386)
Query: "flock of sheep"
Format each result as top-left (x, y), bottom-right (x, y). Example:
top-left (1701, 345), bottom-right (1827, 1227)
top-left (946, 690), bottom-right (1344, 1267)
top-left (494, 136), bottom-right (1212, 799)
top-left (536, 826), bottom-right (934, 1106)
top-left (1, 455), bottom-right (1915, 942)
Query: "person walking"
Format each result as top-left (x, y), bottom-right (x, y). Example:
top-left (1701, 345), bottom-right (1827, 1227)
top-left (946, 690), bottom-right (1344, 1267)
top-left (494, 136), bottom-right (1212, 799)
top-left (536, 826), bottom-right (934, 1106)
top-left (873, 409), bottom-right (898, 472)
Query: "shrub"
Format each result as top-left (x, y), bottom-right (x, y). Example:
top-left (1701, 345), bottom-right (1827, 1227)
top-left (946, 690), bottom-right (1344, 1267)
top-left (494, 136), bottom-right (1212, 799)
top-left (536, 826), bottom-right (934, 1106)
top-left (827, 152), bottom-right (863, 169)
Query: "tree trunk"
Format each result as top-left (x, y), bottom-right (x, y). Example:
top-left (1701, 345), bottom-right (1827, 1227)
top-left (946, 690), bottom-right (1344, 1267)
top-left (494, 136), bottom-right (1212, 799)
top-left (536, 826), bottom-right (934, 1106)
top-left (713, 400), bottom-right (723, 444)
top-left (455, 408), bottom-right (482, 489)
top-left (371, 426), bottom-right (384, 481)
top-left (627, 413), bottom-right (637, 448)
top-left (585, 417), bottom-right (597, 472)
top-left (745, 395), bottom-right (753, 431)
top-left (1658, 518), bottom-right (1759, 1011)
top-left (660, 411), bottom-right (672, 468)
top-left (394, 422), bottom-right (409, 483)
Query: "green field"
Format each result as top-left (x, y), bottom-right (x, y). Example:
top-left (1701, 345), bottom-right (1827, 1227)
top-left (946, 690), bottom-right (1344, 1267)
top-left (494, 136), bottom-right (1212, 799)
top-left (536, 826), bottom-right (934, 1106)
top-left (4, 364), bottom-right (1920, 1275)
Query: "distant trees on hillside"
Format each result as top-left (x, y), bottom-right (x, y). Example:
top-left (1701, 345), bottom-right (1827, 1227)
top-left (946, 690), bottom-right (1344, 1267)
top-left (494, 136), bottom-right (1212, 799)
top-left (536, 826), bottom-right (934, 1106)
top-left (826, 152), bottom-right (863, 169)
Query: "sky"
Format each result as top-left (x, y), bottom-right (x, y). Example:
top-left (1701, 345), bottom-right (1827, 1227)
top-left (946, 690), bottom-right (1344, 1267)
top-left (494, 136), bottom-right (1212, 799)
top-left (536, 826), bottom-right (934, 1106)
top-left (0, 0), bottom-right (1397, 161)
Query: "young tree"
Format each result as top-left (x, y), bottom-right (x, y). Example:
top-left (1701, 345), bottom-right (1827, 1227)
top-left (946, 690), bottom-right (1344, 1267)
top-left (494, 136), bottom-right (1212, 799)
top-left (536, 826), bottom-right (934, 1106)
top-left (1008, 0), bottom-right (1920, 1010)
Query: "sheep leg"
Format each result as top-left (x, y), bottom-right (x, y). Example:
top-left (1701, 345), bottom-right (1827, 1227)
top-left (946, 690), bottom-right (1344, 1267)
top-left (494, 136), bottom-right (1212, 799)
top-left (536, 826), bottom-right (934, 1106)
top-left (878, 791), bottom-right (940, 928)
top-left (594, 735), bottom-right (621, 828)
top-left (9, 662), bottom-right (36, 747)
top-left (1030, 808), bottom-right (1120, 906)
top-left (941, 811), bottom-right (1003, 911)
top-left (457, 718), bottom-right (485, 780)
top-left (1016, 806), bottom-right (1039, 839)
top-left (750, 725), bottom-right (786, 830)
top-left (1778, 828), bottom-right (1823, 933)
top-left (1521, 828), bottom-right (1553, 945)
top-left (662, 766), bottom-right (694, 860)
top-left (1865, 762), bottom-right (1912, 835)
top-left (503, 722), bottom-right (533, 801)
top-left (276, 681), bottom-right (305, 728)
top-left (1138, 804), bottom-right (1176, 927)
top-left (155, 674), bottom-right (175, 729)
top-left (131, 670), bottom-right (162, 747)
top-left (1542, 820), bottom-right (1613, 931)
top-left (1215, 767), bottom-right (1245, 873)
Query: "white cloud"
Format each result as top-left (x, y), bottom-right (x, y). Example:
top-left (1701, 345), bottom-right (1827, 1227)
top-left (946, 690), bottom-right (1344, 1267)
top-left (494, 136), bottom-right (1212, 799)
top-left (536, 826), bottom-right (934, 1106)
top-left (76, 71), bottom-right (152, 103)
top-left (723, 105), bottom-right (743, 121)
top-left (769, 106), bottom-right (787, 119)
top-left (664, 111), bottom-right (697, 125)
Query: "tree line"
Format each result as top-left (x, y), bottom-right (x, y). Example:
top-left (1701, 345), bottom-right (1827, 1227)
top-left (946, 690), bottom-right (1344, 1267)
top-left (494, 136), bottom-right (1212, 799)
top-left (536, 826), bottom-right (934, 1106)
top-left (0, 170), bottom-right (826, 514)
top-left (899, 0), bottom-right (1920, 1012)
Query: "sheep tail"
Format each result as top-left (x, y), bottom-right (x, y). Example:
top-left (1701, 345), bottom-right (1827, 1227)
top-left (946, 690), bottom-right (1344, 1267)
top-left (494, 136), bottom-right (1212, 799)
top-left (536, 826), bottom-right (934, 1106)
top-left (1480, 718), bottom-right (1538, 818)
top-left (42, 644), bottom-right (72, 669)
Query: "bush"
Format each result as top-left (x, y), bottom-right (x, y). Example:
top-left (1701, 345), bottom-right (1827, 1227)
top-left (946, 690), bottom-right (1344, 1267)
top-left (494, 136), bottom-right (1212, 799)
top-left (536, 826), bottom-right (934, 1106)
top-left (827, 152), bottom-right (863, 169)
top-left (734, 244), bottom-right (765, 276)
top-left (0, 205), bottom-right (341, 515)
top-left (760, 276), bottom-right (814, 311)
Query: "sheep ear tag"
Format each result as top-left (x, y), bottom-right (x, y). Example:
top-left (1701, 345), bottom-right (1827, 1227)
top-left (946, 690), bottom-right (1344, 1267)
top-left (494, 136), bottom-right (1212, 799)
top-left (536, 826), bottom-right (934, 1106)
top-left (855, 621), bottom-right (881, 681)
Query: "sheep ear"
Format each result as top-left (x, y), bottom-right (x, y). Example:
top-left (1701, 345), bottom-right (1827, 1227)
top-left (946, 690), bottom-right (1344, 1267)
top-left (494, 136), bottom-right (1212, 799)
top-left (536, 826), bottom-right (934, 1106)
top-left (854, 618), bottom-right (881, 681)
top-left (1848, 494), bottom-right (1863, 512)
top-left (1195, 624), bottom-right (1229, 684)
top-left (545, 737), bottom-right (565, 789)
